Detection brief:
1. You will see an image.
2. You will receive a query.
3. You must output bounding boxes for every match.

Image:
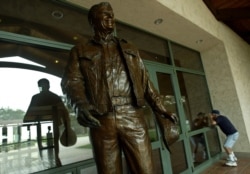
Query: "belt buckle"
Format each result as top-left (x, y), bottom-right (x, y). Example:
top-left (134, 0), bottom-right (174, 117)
top-left (115, 105), bottom-right (135, 113)
top-left (111, 97), bottom-right (132, 106)
top-left (112, 97), bottom-right (123, 105)
top-left (112, 97), bottom-right (119, 105)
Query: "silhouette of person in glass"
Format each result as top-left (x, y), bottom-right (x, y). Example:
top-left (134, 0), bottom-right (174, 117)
top-left (61, 2), bottom-right (177, 174)
top-left (24, 78), bottom-right (70, 167)
top-left (191, 112), bottom-right (208, 162)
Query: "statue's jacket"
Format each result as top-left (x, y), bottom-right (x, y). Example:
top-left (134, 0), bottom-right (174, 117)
top-left (61, 37), bottom-right (167, 116)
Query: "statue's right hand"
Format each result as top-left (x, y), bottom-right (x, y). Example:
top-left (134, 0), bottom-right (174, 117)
top-left (76, 108), bottom-right (101, 128)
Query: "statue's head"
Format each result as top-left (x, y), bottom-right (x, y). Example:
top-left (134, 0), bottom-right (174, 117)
top-left (38, 78), bottom-right (50, 92)
top-left (88, 2), bottom-right (115, 34)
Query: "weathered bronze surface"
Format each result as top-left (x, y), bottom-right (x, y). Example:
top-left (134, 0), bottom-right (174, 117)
top-left (61, 2), bottom-right (177, 173)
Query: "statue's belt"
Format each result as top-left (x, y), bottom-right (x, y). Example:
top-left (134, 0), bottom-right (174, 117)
top-left (111, 96), bottom-right (133, 106)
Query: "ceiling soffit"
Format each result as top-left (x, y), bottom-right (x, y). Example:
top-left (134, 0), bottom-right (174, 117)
top-left (203, 0), bottom-right (250, 44)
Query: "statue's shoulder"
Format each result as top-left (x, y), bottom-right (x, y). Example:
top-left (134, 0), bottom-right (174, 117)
top-left (118, 38), bottom-right (139, 57)
top-left (118, 38), bottom-right (133, 46)
top-left (71, 40), bottom-right (102, 59)
top-left (118, 38), bottom-right (138, 50)
top-left (72, 40), bottom-right (93, 50)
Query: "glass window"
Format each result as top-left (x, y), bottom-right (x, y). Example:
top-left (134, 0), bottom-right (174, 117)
top-left (156, 72), bottom-right (181, 133)
top-left (190, 133), bottom-right (208, 166)
top-left (79, 165), bottom-right (97, 174)
top-left (143, 106), bottom-right (158, 142)
top-left (176, 71), bottom-right (221, 168)
top-left (206, 128), bottom-right (221, 157)
top-left (0, 2), bottom-right (91, 45)
top-left (0, 67), bottom-right (93, 173)
top-left (170, 140), bottom-right (188, 174)
top-left (171, 42), bottom-right (203, 71)
top-left (177, 72), bottom-right (211, 127)
top-left (0, 41), bottom-right (69, 77)
top-left (152, 149), bottom-right (164, 174)
top-left (116, 22), bottom-right (171, 64)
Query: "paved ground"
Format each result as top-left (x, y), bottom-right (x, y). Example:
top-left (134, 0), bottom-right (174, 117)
top-left (0, 136), bottom-right (93, 174)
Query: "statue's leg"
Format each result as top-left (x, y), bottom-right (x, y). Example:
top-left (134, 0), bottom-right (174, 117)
top-left (89, 113), bottom-right (122, 174)
top-left (117, 108), bottom-right (154, 174)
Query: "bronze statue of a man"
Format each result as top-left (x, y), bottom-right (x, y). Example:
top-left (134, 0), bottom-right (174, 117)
top-left (61, 2), bottom-right (176, 174)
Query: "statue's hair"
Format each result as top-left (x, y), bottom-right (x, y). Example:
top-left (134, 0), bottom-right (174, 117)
top-left (38, 78), bottom-right (50, 87)
top-left (88, 2), bottom-right (112, 26)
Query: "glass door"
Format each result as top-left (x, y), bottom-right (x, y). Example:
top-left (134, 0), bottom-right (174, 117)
top-left (144, 60), bottom-right (192, 174)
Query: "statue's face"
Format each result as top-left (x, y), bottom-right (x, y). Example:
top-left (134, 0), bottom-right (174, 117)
top-left (93, 5), bottom-right (115, 33)
top-left (211, 113), bottom-right (216, 119)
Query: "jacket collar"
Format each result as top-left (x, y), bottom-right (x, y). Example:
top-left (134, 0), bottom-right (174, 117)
top-left (92, 34), bottom-right (117, 45)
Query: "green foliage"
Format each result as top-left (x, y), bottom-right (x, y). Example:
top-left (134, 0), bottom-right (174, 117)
top-left (0, 107), bottom-right (25, 120)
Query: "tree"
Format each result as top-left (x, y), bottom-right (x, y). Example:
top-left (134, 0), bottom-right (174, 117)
top-left (0, 107), bottom-right (25, 122)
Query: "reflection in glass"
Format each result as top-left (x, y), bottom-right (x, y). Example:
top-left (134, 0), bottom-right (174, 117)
top-left (170, 140), bottom-right (188, 174)
top-left (156, 72), bottom-right (187, 173)
top-left (206, 128), bottom-right (221, 157)
top-left (177, 72), bottom-right (211, 129)
top-left (156, 72), bottom-right (181, 134)
top-left (0, 41), bottom-right (70, 77)
top-left (116, 22), bottom-right (171, 64)
top-left (156, 73), bottom-right (176, 111)
top-left (79, 165), bottom-right (97, 174)
top-left (191, 112), bottom-right (209, 131)
top-left (190, 113), bottom-right (209, 166)
top-left (0, 11), bottom-right (91, 45)
top-left (171, 42), bottom-right (203, 71)
top-left (152, 149), bottom-right (163, 174)
top-left (0, 68), bottom-right (94, 173)
top-left (190, 133), bottom-right (207, 164)
top-left (143, 106), bottom-right (158, 142)
top-left (0, 118), bottom-right (93, 173)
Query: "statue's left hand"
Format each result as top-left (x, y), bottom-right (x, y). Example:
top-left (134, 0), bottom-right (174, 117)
top-left (76, 108), bottom-right (101, 128)
top-left (162, 112), bottom-right (178, 124)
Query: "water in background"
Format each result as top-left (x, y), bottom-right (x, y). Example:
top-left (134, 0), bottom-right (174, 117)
top-left (0, 122), bottom-right (53, 146)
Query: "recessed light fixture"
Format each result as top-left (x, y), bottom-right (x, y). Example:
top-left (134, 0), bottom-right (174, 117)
top-left (51, 10), bottom-right (64, 19)
top-left (55, 60), bottom-right (59, 64)
top-left (73, 36), bottom-right (78, 40)
top-left (154, 18), bottom-right (163, 25)
top-left (196, 39), bottom-right (203, 44)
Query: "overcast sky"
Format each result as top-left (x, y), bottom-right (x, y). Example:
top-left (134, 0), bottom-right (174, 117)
top-left (0, 57), bottom-right (63, 111)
